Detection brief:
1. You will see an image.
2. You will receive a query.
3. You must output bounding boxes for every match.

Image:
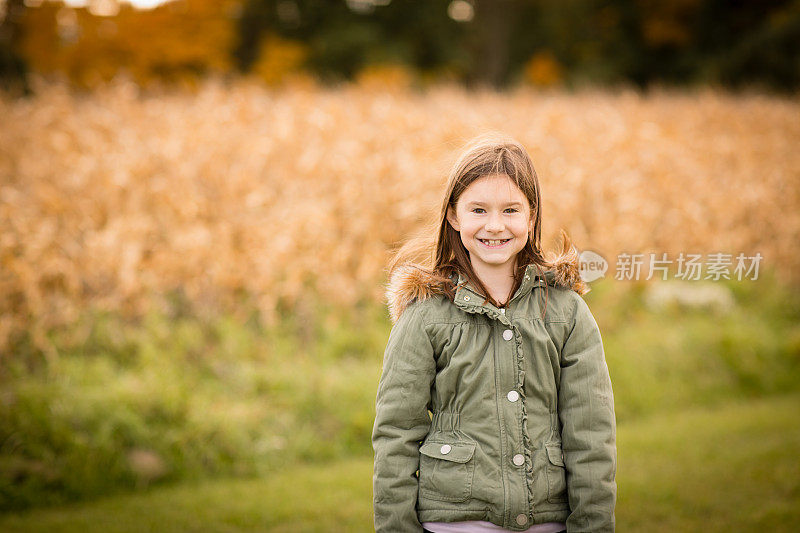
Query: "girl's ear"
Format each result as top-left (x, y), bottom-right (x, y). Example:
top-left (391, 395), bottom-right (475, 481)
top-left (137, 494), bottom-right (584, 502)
top-left (446, 206), bottom-right (461, 231)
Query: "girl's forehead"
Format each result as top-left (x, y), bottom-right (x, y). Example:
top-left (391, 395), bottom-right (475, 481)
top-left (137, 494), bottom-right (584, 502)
top-left (460, 173), bottom-right (526, 200)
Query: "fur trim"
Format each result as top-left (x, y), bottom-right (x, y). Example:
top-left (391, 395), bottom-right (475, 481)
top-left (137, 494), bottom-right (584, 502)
top-left (545, 246), bottom-right (589, 297)
top-left (386, 264), bottom-right (448, 324)
top-left (386, 252), bottom-right (588, 324)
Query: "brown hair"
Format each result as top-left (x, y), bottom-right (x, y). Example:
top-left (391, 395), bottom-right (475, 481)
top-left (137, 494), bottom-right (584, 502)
top-left (388, 132), bottom-right (572, 308)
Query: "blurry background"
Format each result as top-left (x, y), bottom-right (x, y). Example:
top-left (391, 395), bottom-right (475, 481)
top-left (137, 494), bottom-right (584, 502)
top-left (1, 1), bottom-right (799, 531)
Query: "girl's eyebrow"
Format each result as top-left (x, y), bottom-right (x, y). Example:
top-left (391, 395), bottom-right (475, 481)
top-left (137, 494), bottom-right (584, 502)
top-left (465, 201), bottom-right (524, 207)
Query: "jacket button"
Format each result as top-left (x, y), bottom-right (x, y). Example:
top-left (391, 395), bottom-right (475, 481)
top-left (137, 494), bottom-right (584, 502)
top-left (512, 454), bottom-right (525, 466)
top-left (463, 295), bottom-right (470, 301)
top-left (502, 329), bottom-right (513, 341)
top-left (506, 390), bottom-right (519, 402)
top-left (516, 514), bottom-right (528, 525)
top-left (440, 444), bottom-right (451, 455)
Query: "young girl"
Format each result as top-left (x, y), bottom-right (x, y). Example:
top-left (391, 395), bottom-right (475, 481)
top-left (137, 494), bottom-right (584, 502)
top-left (372, 133), bottom-right (616, 533)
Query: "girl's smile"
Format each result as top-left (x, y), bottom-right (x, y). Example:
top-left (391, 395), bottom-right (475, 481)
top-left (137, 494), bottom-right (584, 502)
top-left (478, 238), bottom-right (512, 248)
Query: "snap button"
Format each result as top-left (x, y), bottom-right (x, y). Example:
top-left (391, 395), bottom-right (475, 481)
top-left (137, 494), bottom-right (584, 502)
top-left (463, 295), bottom-right (470, 301)
top-left (506, 390), bottom-right (519, 402)
top-left (512, 454), bottom-right (525, 466)
top-left (502, 329), bottom-right (513, 341)
top-left (516, 514), bottom-right (528, 525)
top-left (440, 444), bottom-right (451, 455)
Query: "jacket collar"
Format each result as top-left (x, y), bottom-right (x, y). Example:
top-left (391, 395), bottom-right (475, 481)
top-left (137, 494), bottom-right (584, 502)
top-left (386, 246), bottom-right (588, 324)
top-left (454, 264), bottom-right (544, 304)
top-left (453, 264), bottom-right (545, 324)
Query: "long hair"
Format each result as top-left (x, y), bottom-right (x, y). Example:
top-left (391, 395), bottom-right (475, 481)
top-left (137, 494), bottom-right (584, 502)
top-left (388, 132), bottom-right (573, 308)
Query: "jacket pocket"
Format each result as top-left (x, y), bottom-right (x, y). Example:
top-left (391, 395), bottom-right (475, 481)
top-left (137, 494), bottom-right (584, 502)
top-left (545, 444), bottom-right (568, 503)
top-left (418, 441), bottom-right (476, 503)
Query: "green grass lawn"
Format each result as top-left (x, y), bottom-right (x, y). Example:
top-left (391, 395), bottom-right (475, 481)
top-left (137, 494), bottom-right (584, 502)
top-left (5, 276), bottom-right (798, 510)
top-left (2, 392), bottom-right (798, 532)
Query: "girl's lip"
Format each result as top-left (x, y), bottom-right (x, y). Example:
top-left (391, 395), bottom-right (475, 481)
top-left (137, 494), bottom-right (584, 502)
top-left (478, 238), bottom-right (512, 248)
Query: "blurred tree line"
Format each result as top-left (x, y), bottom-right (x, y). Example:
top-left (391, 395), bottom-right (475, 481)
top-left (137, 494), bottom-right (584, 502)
top-left (1, 0), bottom-right (798, 91)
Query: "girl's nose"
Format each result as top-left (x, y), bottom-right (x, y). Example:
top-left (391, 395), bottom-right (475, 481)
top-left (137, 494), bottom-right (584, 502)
top-left (485, 213), bottom-right (504, 232)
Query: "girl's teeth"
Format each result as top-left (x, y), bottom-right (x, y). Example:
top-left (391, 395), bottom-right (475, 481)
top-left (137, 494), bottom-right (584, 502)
top-left (482, 239), bottom-right (509, 246)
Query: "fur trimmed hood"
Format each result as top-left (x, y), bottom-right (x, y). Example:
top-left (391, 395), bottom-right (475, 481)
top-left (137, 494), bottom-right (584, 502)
top-left (386, 248), bottom-right (588, 324)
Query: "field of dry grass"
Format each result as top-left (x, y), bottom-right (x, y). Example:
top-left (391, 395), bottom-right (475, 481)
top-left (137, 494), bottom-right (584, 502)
top-left (1, 80), bottom-right (798, 353)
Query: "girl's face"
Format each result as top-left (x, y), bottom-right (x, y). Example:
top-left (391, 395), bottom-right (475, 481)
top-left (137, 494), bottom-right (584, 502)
top-left (446, 173), bottom-right (532, 276)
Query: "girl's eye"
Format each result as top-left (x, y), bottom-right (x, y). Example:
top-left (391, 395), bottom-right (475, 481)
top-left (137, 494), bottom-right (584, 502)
top-left (470, 208), bottom-right (519, 214)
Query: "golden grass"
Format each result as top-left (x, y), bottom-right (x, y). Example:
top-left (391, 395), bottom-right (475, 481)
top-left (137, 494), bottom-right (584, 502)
top-left (1, 80), bottom-right (798, 352)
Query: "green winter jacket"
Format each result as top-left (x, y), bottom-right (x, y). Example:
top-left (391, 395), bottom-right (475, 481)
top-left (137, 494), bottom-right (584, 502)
top-left (372, 255), bottom-right (616, 532)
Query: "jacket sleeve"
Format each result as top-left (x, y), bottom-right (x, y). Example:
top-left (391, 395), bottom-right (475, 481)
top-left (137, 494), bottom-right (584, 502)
top-left (372, 301), bottom-right (436, 533)
top-left (558, 295), bottom-right (617, 533)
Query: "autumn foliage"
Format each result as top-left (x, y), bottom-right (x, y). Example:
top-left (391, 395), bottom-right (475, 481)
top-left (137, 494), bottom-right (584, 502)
top-left (17, 0), bottom-right (307, 88)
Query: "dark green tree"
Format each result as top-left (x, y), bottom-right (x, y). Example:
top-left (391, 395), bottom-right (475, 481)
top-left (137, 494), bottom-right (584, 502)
top-left (234, 0), bottom-right (468, 83)
top-left (233, 0), bottom-right (800, 90)
top-left (0, 0), bottom-right (30, 95)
